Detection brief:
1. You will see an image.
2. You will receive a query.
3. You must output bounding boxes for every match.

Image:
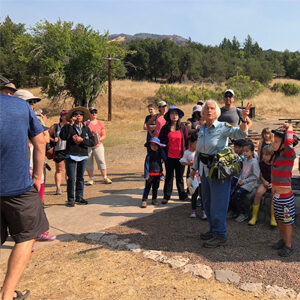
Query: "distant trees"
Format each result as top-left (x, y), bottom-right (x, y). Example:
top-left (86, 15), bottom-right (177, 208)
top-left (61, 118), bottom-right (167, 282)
top-left (1, 16), bottom-right (300, 105)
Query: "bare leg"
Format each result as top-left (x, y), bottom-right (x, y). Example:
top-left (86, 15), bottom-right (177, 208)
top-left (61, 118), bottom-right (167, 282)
top-left (100, 169), bottom-right (107, 178)
top-left (0, 239), bottom-right (35, 300)
top-left (87, 169), bottom-right (94, 179)
top-left (277, 221), bottom-right (292, 247)
top-left (253, 184), bottom-right (267, 205)
top-left (54, 161), bottom-right (64, 189)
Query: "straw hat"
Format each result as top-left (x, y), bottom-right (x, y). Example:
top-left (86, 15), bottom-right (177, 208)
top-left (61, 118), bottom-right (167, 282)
top-left (66, 106), bottom-right (90, 122)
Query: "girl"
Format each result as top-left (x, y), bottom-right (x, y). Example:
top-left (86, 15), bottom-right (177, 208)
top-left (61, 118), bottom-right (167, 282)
top-left (257, 127), bottom-right (273, 161)
top-left (248, 144), bottom-right (276, 226)
top-left (159, 106), bottom-right (189, 204)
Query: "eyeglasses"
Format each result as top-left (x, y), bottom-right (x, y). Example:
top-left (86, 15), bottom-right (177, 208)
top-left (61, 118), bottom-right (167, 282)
top-left (73, 112), bottom-right (84, 116)
top-left (224, 94), bottom-right (233, 98)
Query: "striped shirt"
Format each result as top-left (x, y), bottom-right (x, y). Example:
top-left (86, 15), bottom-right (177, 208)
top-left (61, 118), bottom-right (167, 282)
top-left (271, 131), bottom-right (296, 187)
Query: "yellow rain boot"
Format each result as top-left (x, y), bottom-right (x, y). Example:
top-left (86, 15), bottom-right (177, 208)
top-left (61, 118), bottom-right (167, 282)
top-left (248, 204), bottom-right (259, 226)
top-left (270, 204), bottom-right (277, 227)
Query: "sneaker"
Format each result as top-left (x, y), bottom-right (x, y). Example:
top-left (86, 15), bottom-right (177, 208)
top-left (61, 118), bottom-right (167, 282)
top-left (203, 235), bottom-right (227, 248)
top-left (152, 199), bottom-right (159, 206)
top-left (161, 199), bottom-right (169, 205)
top-left (190, 211), bottom-right (197, 218)
top-left (36, 232), bottom-right (56, 241)
top-left (66, 201), bottom-right (75, 207)
top-left (235, 214), bottom-right (248, 223)
top-left (200, 231), bottom-right (214, 240)
top-left (200, 210), bottom-right (207, 220)
top-left (104, 177), bottom-right (112, 184)
top-left (272, 239), bottom-right (285, 250)
top-left (55, 188), bottom-right (62, 195)
top-left (227, 211), bottom-right (238, 219)
top-left (75, 198), bottom-right (88, 205)
top-left (86, 179), bottom-right (94, 185)
top-left (141, 200), bottom-right (147, 208)
top-left (278, 245), bottom-right (294, 257)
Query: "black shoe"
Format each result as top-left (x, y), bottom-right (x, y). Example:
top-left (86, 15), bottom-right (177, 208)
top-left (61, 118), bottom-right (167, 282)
top-left (272, 239), bottom-right (285, 250)
top-left (203, 235), bottom-right (227, 248)
top-left (66, 201), bottom-right (75, 207)
top-left (75, 198), bottom-right (88, 205)
top-left (152, 199), bottom-right (159, 206)
top-left (278, 245), bottom-right (294, 257)
top-left (200, 231), bottom-right (214, 240)
top-left (161, 199), bottom-right (169, 205)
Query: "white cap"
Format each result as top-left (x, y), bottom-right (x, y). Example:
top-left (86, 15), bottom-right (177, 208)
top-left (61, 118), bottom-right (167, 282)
top-left (224, 89), bottom-right (235, 97)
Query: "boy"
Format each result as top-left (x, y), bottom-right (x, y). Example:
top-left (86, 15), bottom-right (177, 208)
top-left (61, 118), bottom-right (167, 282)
top-left (232, 140), bottom-right (260, 223)
top-left (271, 124), bottom-right (297, 257)
top-left (141, 137), bottom-right (166, 208)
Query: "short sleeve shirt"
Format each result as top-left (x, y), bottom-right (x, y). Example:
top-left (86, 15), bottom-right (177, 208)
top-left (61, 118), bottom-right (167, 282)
top-left (144, 114), bottom-right (156, 142)
top-left (86, 120), bottom-right (105, 146)
top-left (0, 95), bottom-right (44, 196)
top-left (218, 107), bottom-right (242, 127)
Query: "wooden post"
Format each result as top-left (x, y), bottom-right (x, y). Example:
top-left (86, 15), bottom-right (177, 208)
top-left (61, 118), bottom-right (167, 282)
top-left (108, 54), bottom-right (112, 121)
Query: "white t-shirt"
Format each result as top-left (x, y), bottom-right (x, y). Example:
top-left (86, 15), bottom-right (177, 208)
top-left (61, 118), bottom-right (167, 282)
top-left (179, 149), bottom-right (195, 164)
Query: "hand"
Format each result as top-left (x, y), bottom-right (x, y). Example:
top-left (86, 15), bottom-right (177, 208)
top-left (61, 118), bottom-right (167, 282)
top-left (241, 102), bottom-right (252, 121)
top-left (54, 137), bottom-right (59, 143)
top-left (189, 169), bottom-right (196, 180)
top-left (267, 183), bottom-right (272, 190)
top-left (282, 122), bottom-right (293, 131)
top-left (33, 177), bottom-right (42, 192)
top-left (188, 159), bottom-right (194, 166)
top-left (145, 177), bottom-right (149, 181)
top-left (237, 180), bottom-right (244, 186)
top-left (76, 136), bottom-right (83, 144)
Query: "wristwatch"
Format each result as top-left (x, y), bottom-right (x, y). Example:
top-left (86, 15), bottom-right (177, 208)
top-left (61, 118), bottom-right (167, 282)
top-left (241, 118), bottom-right (248, 123)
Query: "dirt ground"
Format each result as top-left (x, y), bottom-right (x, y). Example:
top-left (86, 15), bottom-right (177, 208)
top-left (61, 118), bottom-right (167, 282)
top-left (1, 114), bottom-right (300, 299)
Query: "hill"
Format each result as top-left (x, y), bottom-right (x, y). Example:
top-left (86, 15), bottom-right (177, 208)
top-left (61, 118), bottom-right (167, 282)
top-left (109, 33), bottom-right (189, 45)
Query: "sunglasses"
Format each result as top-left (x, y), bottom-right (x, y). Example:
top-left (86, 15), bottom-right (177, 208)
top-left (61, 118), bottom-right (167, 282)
top-left (90, 110), bottom-right (98, 114)
top-left (224, 94), bottom-right (233, 98)
top-left (73, 112), bottom-right (84, 116)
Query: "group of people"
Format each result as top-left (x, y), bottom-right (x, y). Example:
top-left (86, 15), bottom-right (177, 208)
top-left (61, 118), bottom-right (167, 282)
top-left (142, 89), bottom-right (297, 257)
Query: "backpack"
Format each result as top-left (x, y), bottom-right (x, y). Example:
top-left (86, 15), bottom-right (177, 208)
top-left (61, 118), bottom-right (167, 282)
top-left (208, 148), bottom-right (242, 180)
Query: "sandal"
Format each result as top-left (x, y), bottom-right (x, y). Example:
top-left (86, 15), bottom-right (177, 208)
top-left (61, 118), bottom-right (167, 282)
top-left (14, 290), bottom-right (30, 300)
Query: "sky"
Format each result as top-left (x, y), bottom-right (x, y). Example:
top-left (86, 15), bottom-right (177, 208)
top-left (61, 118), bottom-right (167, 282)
top-left (1, 0), bottom-right (299, 52)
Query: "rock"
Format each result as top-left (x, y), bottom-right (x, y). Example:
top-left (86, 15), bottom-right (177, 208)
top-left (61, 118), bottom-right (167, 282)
top-left (266, 285), bottom-right (297, 299)
top-left (85, 232), bottom-right (105, 241)
top-left (183, 264), bottom-right (213, 280)
top-left (240, 282), bottom-right (263, 292)
top-left (215, 269), bottom-right (241, 284)
top-left (126, 243), bottom-right (141, 253)
top-left (143, 250), bottom-right (167, 262)
top-left (165, 256), bottom-right (189, 268)
top-left (109, 239), bottom-right (128, 249)
top-left (100, 234), bottom-right (118, 244)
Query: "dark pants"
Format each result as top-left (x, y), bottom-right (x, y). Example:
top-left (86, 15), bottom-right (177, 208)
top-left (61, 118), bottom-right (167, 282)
top-left (142, 175), bottom-right (160, 200)
top-left (191, 185), bottom-right (202, 210)
top-left (65, 158), bottom-right (87, 203)
top-left (164, 157), bottom-right (187, 200)
top-left (232, 186), bottom-right (248, 215)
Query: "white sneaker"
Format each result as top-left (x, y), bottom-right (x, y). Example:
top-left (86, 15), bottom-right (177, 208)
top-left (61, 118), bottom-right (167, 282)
top-left (190, 211), bottom-right (197, 218)
top-left (200, 210), bottom-right (207, 220)
top-left (235, 214), bottom-right (248, 223)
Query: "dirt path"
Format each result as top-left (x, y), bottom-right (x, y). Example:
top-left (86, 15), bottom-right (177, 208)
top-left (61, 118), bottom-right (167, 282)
top-left (1, 121), bottom-right (300, 299)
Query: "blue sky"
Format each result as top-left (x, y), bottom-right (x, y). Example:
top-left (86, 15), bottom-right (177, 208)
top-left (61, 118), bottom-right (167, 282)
top-left (1, 0), bottom-right (299, 51)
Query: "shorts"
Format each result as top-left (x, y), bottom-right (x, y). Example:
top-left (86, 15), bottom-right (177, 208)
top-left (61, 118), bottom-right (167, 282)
top-left (1, 187), bottom-right (49, 245)
top-left (86, 143), bottom-right (106, 171)
top-left (54, 150), bottom-right (66, 163)
top-left (273, 191), bottom-right (295, 225)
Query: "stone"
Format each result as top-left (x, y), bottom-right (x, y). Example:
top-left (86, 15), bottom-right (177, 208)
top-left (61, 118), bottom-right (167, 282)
top-left (85, 232), bottom-right (105, 241)
top-left (100, 234), bottom-right (118, 244)
top-left (109, 239), bottom-right (128, 249)
top-left (165, 256), bottom-right (189, 268)
top-left (126, 243), bottom-right (141, 253)
top-left (240, 282), bottom-right (263, 292)
top-left (183, 264), bottom-right (213, 280)
top-left (266, 285), bottom-right (297, 299)
top-left (215, 269), bottom-right (241, 284)
top-left (143, 250), bottom-right (167, 262)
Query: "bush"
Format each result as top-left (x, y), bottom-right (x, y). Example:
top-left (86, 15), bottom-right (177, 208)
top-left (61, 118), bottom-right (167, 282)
top-left (225, 75), bottom-right (264, 100)
top-left (271, 82), bottom-right (300, 96)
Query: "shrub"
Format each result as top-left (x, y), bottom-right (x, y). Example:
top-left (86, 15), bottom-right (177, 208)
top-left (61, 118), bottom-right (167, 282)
top-left (270, 82), bottom-right (300, 96)
top-left (225, 75), bottom-right (264, 100)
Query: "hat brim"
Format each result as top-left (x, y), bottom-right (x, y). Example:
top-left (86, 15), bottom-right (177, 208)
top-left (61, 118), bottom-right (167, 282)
top-left (150, 140), bottom-right (166, 148)
top-left (66, 106), bottom-right (90, 122)
top-left (26, 98), bottom-right (41, 103)
top-left (164, 108), bottom-right (184, 120)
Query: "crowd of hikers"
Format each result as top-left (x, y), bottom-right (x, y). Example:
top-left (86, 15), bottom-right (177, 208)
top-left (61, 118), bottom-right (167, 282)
top-left (0, 81), bottom-right (299, 299)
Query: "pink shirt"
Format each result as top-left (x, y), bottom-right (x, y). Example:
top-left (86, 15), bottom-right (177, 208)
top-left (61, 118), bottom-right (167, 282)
top-left (168, 130), bottom-right (182, 158)
top-left (154, 115), bottom-right (166, 137)
top-left (86, 120), bottom-right (105, 146)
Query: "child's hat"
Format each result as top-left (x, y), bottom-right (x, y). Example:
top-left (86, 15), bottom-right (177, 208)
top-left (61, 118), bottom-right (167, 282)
top-left (272, 128), bottom-right (299, 147)
top-left (149, 137), bottom-right (166, 148)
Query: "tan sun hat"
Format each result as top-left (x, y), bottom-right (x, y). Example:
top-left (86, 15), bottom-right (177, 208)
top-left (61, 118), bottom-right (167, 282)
top-left (0, 82), bottom-right (17, 92)
top-left (14, 89), bottom-right (41, 103)
top-left (66, 106), bottom-right (90, 122)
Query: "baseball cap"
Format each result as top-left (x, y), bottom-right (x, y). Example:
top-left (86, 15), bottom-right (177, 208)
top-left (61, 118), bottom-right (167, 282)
top-left (192, 105), bottom-right (202, 114)
top-left (158, 101), bottom-right (167, 107)
top-left (224, 89), bottom-right (235, 97)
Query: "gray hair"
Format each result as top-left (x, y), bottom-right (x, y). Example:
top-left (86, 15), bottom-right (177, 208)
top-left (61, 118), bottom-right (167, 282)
top-left (202, 100), bottom-right (221, 119)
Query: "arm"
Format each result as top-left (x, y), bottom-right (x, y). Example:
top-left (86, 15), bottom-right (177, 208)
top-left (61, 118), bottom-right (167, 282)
top-left (30, 132), bottom-right (46, 191)
top-left (282, 123), bottom-right (295, 157)
top-left (43, 130), bottom-right (50, 144)
top-left (144, 154), bottom-right (150, 179)
top-left (100, 128), bottom-right (106, 142)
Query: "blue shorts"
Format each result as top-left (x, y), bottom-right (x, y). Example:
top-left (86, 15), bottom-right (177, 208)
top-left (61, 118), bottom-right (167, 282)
top-left (273, 191), bottom-right (295, 225)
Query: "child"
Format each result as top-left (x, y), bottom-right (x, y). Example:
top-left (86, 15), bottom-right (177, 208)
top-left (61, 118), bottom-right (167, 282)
top-left (180, 132), bottom-right (205, 219)
top-left (232, 140), bottom-right (260, 223)
top-left (257, 127), bottom-right (273, 161)
top-left (141, 137), bottom-right (166, 208)
top-left (271, 124), bottom-right (297, 257)
top-left (248, 144), bottom-right (277, 226)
